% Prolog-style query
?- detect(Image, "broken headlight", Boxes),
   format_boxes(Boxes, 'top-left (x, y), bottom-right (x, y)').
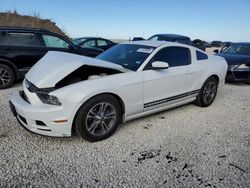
top-left (25, 79), bottom-right (60, 105)
top-left (36, 92), bottom-right (61, 106)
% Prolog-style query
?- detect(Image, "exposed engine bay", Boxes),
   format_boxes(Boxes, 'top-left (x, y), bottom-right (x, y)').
top-left (55, 65), bottom-right (123, 88)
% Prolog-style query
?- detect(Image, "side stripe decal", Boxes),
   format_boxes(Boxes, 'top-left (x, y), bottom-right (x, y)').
top-left (144, 89), bottom-right (200, 108)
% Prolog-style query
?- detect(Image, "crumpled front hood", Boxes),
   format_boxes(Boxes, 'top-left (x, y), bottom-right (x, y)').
top-left (216, 53), bottom-right (250, 65)
top-left (26, 51), bottom-right (126, 88)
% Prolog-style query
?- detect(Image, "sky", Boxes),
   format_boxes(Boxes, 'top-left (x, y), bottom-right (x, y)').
top-left (0, 0), bottom-right (250, 42)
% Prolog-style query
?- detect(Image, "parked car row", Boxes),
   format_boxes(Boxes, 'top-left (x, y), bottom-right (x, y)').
top-left (0, 27), bottom-right (106, 89)
top-left (0, 27), bottom-right (249, 90)
top-left (73, 37), bottom-right (116, 51)
top-left (133, 34), bottom-right (206, 51)
top-left (214, 42), bottom-right (250, 83)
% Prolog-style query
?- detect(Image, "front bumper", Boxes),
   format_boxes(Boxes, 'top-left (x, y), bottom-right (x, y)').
top-left (226, 68), bottom-right (250, 83)
top-left (10, 92), bottom-right (73, 137)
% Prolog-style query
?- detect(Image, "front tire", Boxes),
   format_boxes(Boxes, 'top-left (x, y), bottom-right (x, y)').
top-left (0, 64), bottom-right (15, 89)
top-left (195, 77), bottom-right (218, 107)
top-left (75, 94), bottom-right (122, 142)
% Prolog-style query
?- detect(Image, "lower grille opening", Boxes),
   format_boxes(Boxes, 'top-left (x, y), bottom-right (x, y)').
top-left (19, 115), bottom-right (27, 125)
top-left (36, 120), bottom-right (47, 126)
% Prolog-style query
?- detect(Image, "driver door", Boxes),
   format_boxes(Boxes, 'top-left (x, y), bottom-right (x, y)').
top-left (143, 46), bottom-right (195, 111)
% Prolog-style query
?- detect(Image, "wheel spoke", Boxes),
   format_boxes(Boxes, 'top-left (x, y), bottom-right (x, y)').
top-left (1, 71), bottom-right (7, 77)
top-left (88, 109), bottom-right (98, 117)
top-left (1, 78), bottom-right (9, 84)
top-left (99, 103), bottom-right (108, 116)
top-left (0, 78), bottom-right (7, 85)
top-left (0, 68), bottom-right (10, 86)
top-left (88, 120), bottom-right (99, 134)
top-left (2, 75), bottom-right (10, 78)
top-left (102, 121), bottom-right (109, 129)
top-left (102, 103), bottom-right (108, 114)
top-left (0, 79), bottom-right (4, 86)
top-left (204, 93), bottom-right (209, 103)
top-left (98, 103), bottom-right (103, 114)
top-left (104, 112), bottom-right (115, 120)
top-left (100, 121), bottom-right (109, 134)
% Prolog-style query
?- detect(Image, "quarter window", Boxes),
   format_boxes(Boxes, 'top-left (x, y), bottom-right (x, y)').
top-left (42, 35), bottom-right (69, 48)
top-left (82, 40), bottom-right (96, 47)
top-left (148, 36), bottom-right (159, 41)
top-left (6, 32), bottom-right (40, 46)
top-left (97, 39), bottom-right (108, 47)
top-left (196, 50), bottom-right (208, 60)
top-left (151, 47), bottom-right (191, 67)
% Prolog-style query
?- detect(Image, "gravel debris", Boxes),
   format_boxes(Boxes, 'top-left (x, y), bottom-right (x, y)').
top-left (0, 83), bottom-right (250, 187)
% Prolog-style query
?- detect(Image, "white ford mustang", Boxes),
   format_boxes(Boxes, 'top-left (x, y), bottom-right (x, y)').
top-left (10, 41), bottom-right (227, 141)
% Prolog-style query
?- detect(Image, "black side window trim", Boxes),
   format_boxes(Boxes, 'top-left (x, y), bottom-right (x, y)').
top-left (196, 50), bottom-right (208, 60)
top-left (143, 46), bottom-right (192, 71)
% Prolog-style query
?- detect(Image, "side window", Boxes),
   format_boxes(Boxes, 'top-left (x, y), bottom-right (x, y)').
top-left (82, 40), bottom-right (96, 47)
top-left (196, 50), bottom-right (208, 60)
top-left (148, 36), bottom-right (159, 41)
top-left (7, 32), bottom-right (40, 46)
top-left (152, 47), bottom-right (191, 67)
top-left (42, 35), bottom-right (69, 48)
top-left (97, 39), bottom-right (108, 47)
top-left (0, 31), bottom-right (8, 45)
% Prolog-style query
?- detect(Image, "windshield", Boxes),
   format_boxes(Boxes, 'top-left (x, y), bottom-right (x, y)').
top-left (222, 44), bottom-right (250, 55)
top-left (96, 44), bottom-right (155, 71)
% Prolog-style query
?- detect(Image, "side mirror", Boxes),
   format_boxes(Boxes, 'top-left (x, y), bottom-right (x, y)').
top-left (151, 61), bottom-right (169, 69)
top-left (213, 49), bottom-right (219, 54)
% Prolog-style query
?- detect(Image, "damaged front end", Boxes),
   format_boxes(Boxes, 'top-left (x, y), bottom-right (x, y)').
top-left (23, 51), bottom-right (128, 105)
top-left (25, 65), bottom-right (124, 105)
top-left (10, 51), bottom-right (130, 137)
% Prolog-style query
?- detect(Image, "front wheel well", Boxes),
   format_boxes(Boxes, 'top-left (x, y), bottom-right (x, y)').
top-left (71, 92), bottom-right (126, 134)
top-left (209, 74), bottom-right (220, 83)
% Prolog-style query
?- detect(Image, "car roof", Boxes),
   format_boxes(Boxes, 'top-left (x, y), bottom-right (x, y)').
top-left (0, 26), bottom-right (51, 32)
top-left (231, 42), bottom-right (250, 45)
top-left (122, 40), bottom-right (192, 48)
top-left (151, 34), bottom-right (191, 40)
top-left (74, 37), bottom-right (106, 40)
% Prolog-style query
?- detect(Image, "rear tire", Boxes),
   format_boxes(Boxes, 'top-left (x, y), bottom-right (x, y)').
top-left (0, 64), bottom-right (15, 89)
top-left (75, 94), bottom-right (122, 142)
top-left (195, 77), bottom-right (218, 107)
